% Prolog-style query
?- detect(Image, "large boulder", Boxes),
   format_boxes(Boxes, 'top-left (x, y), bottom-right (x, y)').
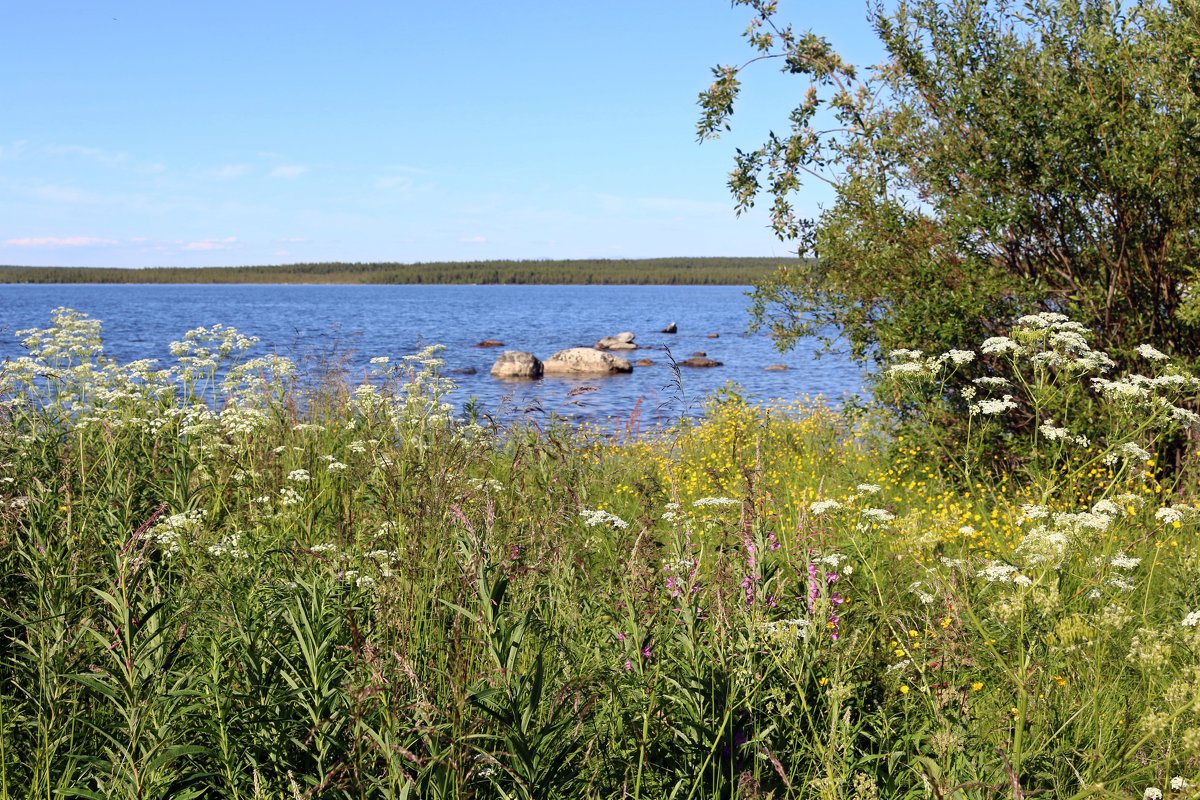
top-left (544, 348), bottom-right (633, 375)
top-left (596, 331), bottom-right (637, 351)
top-left (490, 351), bottom-right (543, 379)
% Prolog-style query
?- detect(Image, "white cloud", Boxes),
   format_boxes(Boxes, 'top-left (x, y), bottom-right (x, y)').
top-left (269, 164), bottom-right (309, 179)
top-left (4, 236), bottom-right (118, 247)
top-left (375, 175), bottom-right (414, 190)
top-left (215, 164), bottom-right (252, 179)
top-left (31, 184), bottom-right (106, 204)
top-left (42, 144), bottom-right (130, 166)
top-left (183, 236), bottom-right (238, 251)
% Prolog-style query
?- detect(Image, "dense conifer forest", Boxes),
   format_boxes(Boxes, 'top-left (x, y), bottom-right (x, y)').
top-left (0, 257), bottom-right (789, 285)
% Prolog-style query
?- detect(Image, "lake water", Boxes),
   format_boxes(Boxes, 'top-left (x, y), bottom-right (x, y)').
top-left (0, 284), bottom-right (864, 427)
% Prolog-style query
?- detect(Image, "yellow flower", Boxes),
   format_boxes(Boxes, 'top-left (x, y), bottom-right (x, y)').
top-left (899, 685), bottom-right (910, 695)
top-left (818, 677), bottom-right (829, 687)
top-left (971, 682), bottom-right (984, 692)
top-left (1053, 675), bottom-right (1067, 687)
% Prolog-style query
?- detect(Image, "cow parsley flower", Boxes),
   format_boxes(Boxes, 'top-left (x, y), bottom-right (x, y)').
top-left (693, 496), bottom-right (740, 508)
top-left (1156, 506), bottom-right (1185, 525)
top-left (1135, 344), bottom-right (1169, 361)
top-left (887, 362), bottom-right (928, 377)
top-left (978, 562), bottom-right (1021, 583)
top-left (581, 508), bottom-right (628, 529)
top-left (810, 500), bottom-right (842, 515)
top-left (971, 395), bottom-right (1018, 415)
top-left (861, 508), bottom-right (895, 523)
top-left (946, 349), bottom-right (975, 364)
top-left (981, 336), bottom-right (1020, 354)
top-left (1182, 611), bottom-right (1200, 628)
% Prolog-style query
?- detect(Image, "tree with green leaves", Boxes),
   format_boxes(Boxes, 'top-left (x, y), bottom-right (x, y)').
top-left (700, 0), bottom-right (1200, 365)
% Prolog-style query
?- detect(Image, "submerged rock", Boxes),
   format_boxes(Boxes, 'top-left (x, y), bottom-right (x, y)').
top-left (490, 351), bottom-right (543, 379)
top-left (634, 358), bottom-right (655, 367)
top-left (679, 356), bottom-right (722, 368)
top-left (765, 363), bottom-right (788, 372)
top-left (543, 348), bottom-right (633, 375)
top-left (473, 339), bottom-right (505, 347)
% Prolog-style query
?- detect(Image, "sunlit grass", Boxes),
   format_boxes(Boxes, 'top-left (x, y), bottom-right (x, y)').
top-left (1, 308), bottom-right (1198, 799)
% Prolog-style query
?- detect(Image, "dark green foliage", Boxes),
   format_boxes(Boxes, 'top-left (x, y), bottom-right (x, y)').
top-left (0, 257), bottom-right (791, 286)
top-left (701, 0), bottom-right (1200, 363)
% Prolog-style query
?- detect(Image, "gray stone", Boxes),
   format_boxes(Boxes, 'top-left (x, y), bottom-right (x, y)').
top-left (679, 356), bottom-right (722, 368)
top-left (543, 347), bottom-right (633, 375)
top-left (596, 331), bottom-right (637, 350)
top-left (661, 322), bottom-right (677, 334)
top-left (490, 351), bottom-right (543, 379)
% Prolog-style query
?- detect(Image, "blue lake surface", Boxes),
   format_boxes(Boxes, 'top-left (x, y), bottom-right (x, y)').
top-left (0, 284), bottom-right (865, 426)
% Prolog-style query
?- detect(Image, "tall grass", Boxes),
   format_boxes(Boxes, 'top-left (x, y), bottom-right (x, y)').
top-left (0, 307), bottom-right (1197, 798)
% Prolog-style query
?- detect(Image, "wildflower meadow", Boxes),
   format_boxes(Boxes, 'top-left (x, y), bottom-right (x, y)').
top-left (1, 307), bottom-right (1198, 799)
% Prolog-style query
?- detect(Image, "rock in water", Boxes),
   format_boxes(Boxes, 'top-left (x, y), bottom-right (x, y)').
top-left (490, 351), bottom-right (543, 378)
top-left (634, 358), bottom-right (654, 366)
top-left (596, 331), bottom-right (638, 350)
top-left (765, 363), bottom-right (788, 371)
top-left (566, 385), bottom-right (599, 396)
top-left (706, 332), bottom-right (720, 339)
top-left (543, 348), bottom-right (633, 375)
top-left (473, 339), bottom-right (505, 347)
top-left (678, 356), bottom-right (722, 368)
top-left (661, 322), bottom-right (677, 334)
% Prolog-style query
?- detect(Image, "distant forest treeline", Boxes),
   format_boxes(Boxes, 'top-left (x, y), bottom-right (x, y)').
top-left (0, 257), bottom-right (794, 285)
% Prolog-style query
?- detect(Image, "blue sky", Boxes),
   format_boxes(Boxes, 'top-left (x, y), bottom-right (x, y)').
top-left (0, 2), bottom-right (881, 268)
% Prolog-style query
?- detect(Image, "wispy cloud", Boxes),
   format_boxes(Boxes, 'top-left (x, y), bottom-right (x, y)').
top-left (215, 164), bottom-right (252, 179)
top-left (183, 236), bottom-right (238, 251)
top-left (30, 184), bottom-right (108, 204)
top-left (42, 144), bottom-right (130, 167)
top-left (375, 175), bottom-right (414, 190)
top-left (269, 164), bottom-right (308, 179)
top-left (4, 236), bottom-right (118, 247)
top-left (278, 236), bottom-right (307, 243)
top-left (460, 235), bottom-right (488, 243)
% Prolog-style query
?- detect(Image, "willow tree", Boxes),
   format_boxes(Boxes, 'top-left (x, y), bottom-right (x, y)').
top-left (701, 0), bottom-right (1200, 362)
